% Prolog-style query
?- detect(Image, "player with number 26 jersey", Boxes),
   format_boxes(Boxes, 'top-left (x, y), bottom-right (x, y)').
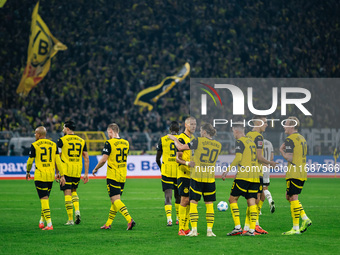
top-left (103, 138), bottom-right (129, 183)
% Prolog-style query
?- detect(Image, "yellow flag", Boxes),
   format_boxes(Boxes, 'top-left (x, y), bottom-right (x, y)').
top-left (134, 63), bottom-right (190, 111)
top-left (16, 2), bottom-right (67, 96)
top-left (0, 0), bottom-right (7, 8)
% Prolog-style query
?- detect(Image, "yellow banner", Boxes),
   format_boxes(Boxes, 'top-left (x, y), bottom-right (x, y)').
top-left (16, 2), bottom-right (67, 96)
top-left (134, 63), bottom-right (190, 111)
top-left (0, 0), bottom-right (7, 8)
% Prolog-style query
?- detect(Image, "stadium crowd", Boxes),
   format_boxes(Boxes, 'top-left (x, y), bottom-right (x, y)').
top-left (1, 0), bottom-right (339, 136)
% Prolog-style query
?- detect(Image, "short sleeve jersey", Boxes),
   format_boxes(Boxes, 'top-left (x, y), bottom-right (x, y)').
top-left (234, 136), bottom-right (260, 183)
top-left (57, 135), bottom-right (87, 178)
top-left (284, 133), bottom-right (307, 181)
top-left (246, 131), bottom-right (264, 176)
top-left (156, 134), bottom-right (179, 178)
top-left (103, 138), bottom-right (129, 183)
top-left (29, 139), bottom-right (58, 182)
top-left (188, 137), bottom-right (222, 183)
top-left (177, 133), bottom-right (194, 179)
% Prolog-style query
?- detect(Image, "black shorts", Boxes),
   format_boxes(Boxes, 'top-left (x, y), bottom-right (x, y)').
top-left (189, 179), bottom-right (216, 202)
top-left (263, 182), bottom-right (270, 187)
top-left (107, 178), bottom-right (125, 197)
top-left (60, 176), bottom-right (80, 191)
top-left (35, 181), bottom-right (53, 199)
top-left (177, 177), bottom-right (190, 197)
top-left (286, 179), bottom-right (305, 196)
top-left (258, 176), bottom-right (263, 193)
top-left (161, 175), bottom-right (177, 191)
top-left (230, 179), bottom-right (260, 199)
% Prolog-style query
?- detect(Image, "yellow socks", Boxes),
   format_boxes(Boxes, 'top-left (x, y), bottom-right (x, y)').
top-left (244, 207), bottom-right (250, 231)
top-left (189, 203), bottom-right (198, 229)
top-left (65, 195), bottom-right (73, 221)
top-left (184, 204), bottom-right (190, 230)
top-left (206, 203), bottom-right (214, 230)
top-left (256, 200), bottom-right (264, 225)
top-left (179, 205), bottom-right (186, 230)
top-left (40, 210), bottom-right (45, 223)
top-left (105, 203), bottom-right (117, 226)
top-left (175, 203), bottom-right (180, 221)
top-left (230, 203), bottom-right (241, 228)
top-left (249, 205), bottom-right (257, 232)
top-left (72, 191), bottom-right (80, 212)
top-left (165, 205), bottom-right (172, 220)
top-left (299, 201), bottom-right (308, 220)
top-left (114, 199), bottom-right (132, 223)
top-left (291, 200), bottom-right (301, 230)
top-left (41, 199), bottom-right (52, 227)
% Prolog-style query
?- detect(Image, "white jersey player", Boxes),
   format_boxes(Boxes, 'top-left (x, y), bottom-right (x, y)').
top-left (262, 139), bottom-right (275, 213)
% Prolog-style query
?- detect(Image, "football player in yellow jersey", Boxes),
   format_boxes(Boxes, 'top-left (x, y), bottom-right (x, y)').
top-left (169, 123), bottom-right (222, 237)
top-left (92, 123), bottom-right (136, 230)
top-left (156, 121), bottom-right (181, 226)
top-left (26, 126), bottom-right (62, 230)
top-left (280, 116), bottom-right (312, 235)
top-left (57, 120), bottom-right (89, 225)
top-left (175, 116), bottom-right (196, 236)
top-left (246, 116), bottom-right (277, 235)
top-left (221, 124), bottom-right (260, 236)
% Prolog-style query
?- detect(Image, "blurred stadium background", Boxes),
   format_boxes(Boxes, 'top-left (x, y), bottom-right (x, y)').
top-left (1, 2), bottom-right (340, 254)
top-left (0, 0), bottom-right (339, 157)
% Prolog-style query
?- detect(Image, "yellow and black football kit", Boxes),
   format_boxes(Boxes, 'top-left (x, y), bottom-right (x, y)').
top-left (177, 133), bottom-right (194, 197)
top-left (28, 139), bottom-right (58, 198)
top-left (102, 138), bottom-right (129, 197)
top-left (230, 136), bottom-right (260, 199)
top-left (246, 131), bottom-right (264, 193)
top-left (285, 133), bottom-right (307, 195)
top-left (57, 135), bottom-right (87, 190)
top-left (156, 134), bottom-right (179, 192)
top-left (188, 137), bottom-right (222, 201)
top-left (101, 137), bottom-right (134, 228)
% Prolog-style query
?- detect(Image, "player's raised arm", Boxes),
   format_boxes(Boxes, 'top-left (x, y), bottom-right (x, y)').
top-left (168, 134), bottom-right (190, 151)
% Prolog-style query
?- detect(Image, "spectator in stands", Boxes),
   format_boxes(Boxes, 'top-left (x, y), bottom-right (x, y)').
top-left (0, 0), bottom-right (338, 140)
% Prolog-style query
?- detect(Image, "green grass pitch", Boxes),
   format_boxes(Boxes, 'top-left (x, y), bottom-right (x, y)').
top-left (1, 178), bottom-right (339, 254)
